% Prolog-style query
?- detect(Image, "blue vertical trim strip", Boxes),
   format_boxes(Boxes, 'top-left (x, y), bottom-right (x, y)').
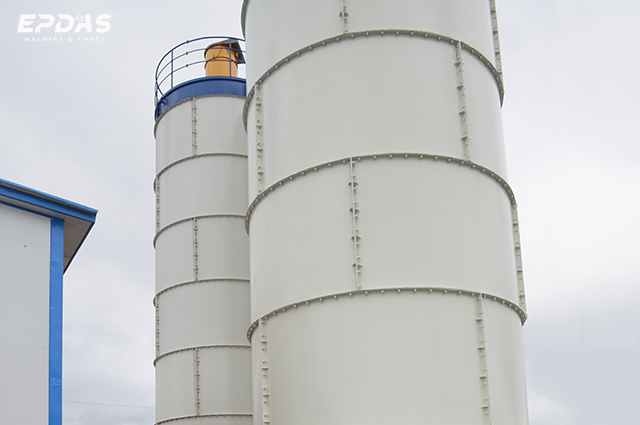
top-left (49, 218), bottom-right (64, 425)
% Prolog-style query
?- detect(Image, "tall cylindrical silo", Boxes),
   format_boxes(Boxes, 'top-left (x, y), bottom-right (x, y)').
top-left (153, 38), bottom-right (253, 425)
top-left (242, 1), bottom-right (528, 424)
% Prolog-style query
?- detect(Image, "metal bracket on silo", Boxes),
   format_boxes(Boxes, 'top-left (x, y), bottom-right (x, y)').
top-left (455, 41), bottom-right (471, 161)
top-left (475, 293), bottom-right (493, 423)
top-left (348, 157), bottom-right (362, 289)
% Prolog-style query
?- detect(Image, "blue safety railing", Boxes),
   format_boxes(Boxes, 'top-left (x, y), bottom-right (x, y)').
top-left (154, 36), bottom-right (246, 108)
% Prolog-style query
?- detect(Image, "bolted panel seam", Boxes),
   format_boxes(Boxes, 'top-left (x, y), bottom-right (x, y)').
top-left (191, 98), bottom-right (198, 155)
top-left (455, 41), bottom-right (472, 161)
top-left (245, 153), bottom-right (518, 235)
top-left (247, 287), bottom-right (527, 342)
top-left (475, 294), bottom-right (493, 423)
top-left (348, 157), bottom-right (362, 289)
top-left (259, 320), bottom-right (271, 424)
top-left (255, 84), bottom-right (264, 194)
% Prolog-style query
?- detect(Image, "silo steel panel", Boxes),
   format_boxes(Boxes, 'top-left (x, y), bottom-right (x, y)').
top-left (483, 300), bottom-right (530, 425)
top-left (243, 0), bottom-right (497, 85)
top-left (198, 348), bottom-right (253, 414)
top-left (250, 39), bottom-right (462, 195)
top-left (157, 281), bottom-right (250, 355)
top-left (462, 49), bottom-right (509, 178)
top-left (250, 338), bottom-right (262, 425)
top-left (244, 0), bottom-right (338, 83)
top-left (155, 101), bottom-right (193, 172)
top-left (245, 103), bottom-right (259, 200)
top-left (245, 0), bottom-right (527, 424)
top-left (155, 223), bottom-right (193, 293)
top-left (156, 350), bottom-right (195, 420)
top-left (157, 156), bottom-right (248, 228)
top-left (155, 205), bottom-right (248, 294)
top-left (354, 159), bottom-right (518, 303)
top-left (249, 158), bottom-right (519, 317)
top-left (345, 0), bottom-right (496, 64)
top-left (252, 293), bottom-right (489, 424)
top-left (157, 347), bottom-right (253, 423)
top-left (195, 97), bottom-right (249, 157)
top-left (155, 96), bottom-right (247, 172)
top-left (249, 167), bottom-right (354, 317)
top-left (196, 218), bottom-right (250, 281)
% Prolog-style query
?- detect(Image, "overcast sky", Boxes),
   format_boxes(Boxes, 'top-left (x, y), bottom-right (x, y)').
top-left (1, 1), bottom-right (639, 424)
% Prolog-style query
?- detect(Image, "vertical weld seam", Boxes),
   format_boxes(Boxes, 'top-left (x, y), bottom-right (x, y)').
top-left (191, 98), bottom-right (198, 155)
top-left (194, 348), bottom-right (200, 416)
top-left (349, 157), bottom-right (362, 289)
top-left (489, 0), bottom-right (503, 75)
top-left (256, 84), bottom-right (264, 194)
top-left (476, 294), bottom-right (492, 423)
top-left (455, 42), bottom-right (471, 161)
top-left (155, 179), bottom-right (160, 233)
top-left (193, 218), bottom-right (199, 281)
top-left (259, 320), bottom-right (270, 424)
top-left (155, 303), bottom-right (160, 357)
top-left (341, 0), bottom-right (348, 33)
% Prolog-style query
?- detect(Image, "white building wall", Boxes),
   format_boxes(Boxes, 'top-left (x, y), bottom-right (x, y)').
top-left (0, 203), bottom-right (51, 424)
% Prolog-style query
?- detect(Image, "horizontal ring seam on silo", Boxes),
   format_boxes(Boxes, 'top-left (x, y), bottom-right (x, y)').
top-left (154, 345), bottom-right (251, 366)
top-left (153, 214), bottom-right (246, 247)
top-left (246, 287), bottom-right (527, 342)
top-left (154, 153), bottom-right (248, 188)
top-left (154, 278), bottom-right (250, 304)
top-left (156, 413), bottom-right (253, 425)
top-left (153, 94), bottom-right (246, 136)
top-left (244, 154), bottom-right (517, 235)
top-left (241, 29), bottom-right (504, 131)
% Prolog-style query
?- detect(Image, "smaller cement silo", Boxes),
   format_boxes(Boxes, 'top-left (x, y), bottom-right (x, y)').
top-left (153, 37), bottom-right (252, 425)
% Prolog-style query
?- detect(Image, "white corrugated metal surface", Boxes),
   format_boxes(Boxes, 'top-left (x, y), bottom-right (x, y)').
top-left (244, 0), bottom-right (528, 424)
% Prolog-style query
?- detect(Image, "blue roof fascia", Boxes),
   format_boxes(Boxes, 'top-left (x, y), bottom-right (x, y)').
top-left (0, 178), bottom-right (97, 223)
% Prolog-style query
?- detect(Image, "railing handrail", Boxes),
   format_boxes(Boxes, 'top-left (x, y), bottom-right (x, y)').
top-left (154, 36), bottom-right (246, 106)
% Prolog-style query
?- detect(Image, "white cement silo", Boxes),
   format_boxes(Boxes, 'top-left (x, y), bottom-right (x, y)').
top-left (242, 1), bottom-right (528, 424)
top-left (154, 38), bottom-right (253, 425)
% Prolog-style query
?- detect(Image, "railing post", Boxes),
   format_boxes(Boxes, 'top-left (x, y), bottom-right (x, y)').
top-left (229, 39), bottom-right (232, 77)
